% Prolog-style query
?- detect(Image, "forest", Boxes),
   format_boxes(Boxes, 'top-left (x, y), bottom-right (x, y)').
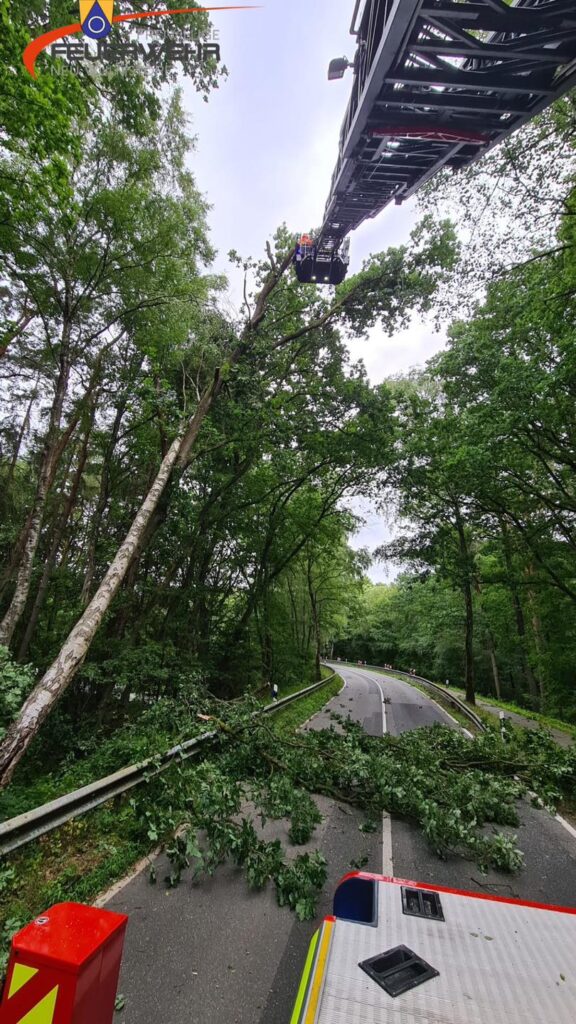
top-left (2, 5), bottom-right (576, 971)
top-left (337, 99), bottom-right (576, 719)
top-left (1, 1), bottom-right (576, 803)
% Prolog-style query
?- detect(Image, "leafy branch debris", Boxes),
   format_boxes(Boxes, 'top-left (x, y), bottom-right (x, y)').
top-left (133, 701), bottom-right (575, 919)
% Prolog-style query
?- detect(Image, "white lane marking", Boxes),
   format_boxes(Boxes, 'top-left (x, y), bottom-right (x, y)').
top-left (369, 673), bottom-right (387, 735)
top-left (362, 671), bottom-right (393, 873)
top-left (525, 786), bottom-right (576, 846)
top-left (555, 813), bottom-right (576, 842)
top-left (382, 812), bottom-right (394, 876)
top-left (337, 667), bottom-right (394, 873)
top-left (373, 678), bottom-right (393, 873)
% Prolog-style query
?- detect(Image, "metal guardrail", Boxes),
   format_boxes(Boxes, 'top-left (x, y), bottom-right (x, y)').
top-left (0, 674), bottom-right (337, 858)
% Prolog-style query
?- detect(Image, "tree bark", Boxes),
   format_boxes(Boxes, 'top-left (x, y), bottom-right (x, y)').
top-left (0, 372), bottom-right (221, 787)
top-left (525, 563), bottom-right (545, 704)
top-left (6, 386), bottom-right (36, 488)
top-left (17, 407), bottom-right (95, 661)
top-left (500, 520), bottom-right (540, 702)
top-left (0, 244), bottom-right (316, 786)
top-left (486, 637), bottom-right (502, 701)
top-left (474, 579), bottom-right (501, 700)
top-left (0, 322), bottom-right (74, 647)
top-left (0, 405), bottom-right (81, 644)
top-left (307, 558), bottom-right (322, 682)
top-left (455, 510), bottom-right (476, 705)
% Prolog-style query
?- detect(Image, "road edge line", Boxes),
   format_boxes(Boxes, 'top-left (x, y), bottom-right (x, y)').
top-left (555, 813), bottom-right (576, 843)
top-left (366, 673), bottom-right (394, 875)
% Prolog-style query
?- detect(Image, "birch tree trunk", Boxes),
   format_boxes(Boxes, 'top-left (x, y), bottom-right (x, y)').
top-left (6, 385), bottom-right (36, 487)
top-left (0, 324), bottom-right (73, 647)
top-left (0, 246), bottom-right (296, 786)
top-left (17, 408), bottom-right (95, 661)
top-left (0, 373), bottom-right (221, 787)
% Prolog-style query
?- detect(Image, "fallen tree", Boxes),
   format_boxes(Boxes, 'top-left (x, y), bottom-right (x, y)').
top-left (133, 701), bottom-right (576, 919)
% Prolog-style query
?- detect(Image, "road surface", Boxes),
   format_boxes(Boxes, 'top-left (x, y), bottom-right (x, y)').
top-left (105, 665), bottom-right (576, 1024)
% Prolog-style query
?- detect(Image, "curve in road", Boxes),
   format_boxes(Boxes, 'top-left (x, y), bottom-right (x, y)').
top-left (105, 665), bottom-right (576, 1024)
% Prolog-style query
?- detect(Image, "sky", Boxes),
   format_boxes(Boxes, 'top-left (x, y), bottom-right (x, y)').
top-left (180, 1), bottom-right (448, 580)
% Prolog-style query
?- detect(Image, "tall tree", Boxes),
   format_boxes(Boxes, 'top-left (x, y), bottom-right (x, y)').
top-left (0, 219), bottom-right (457, 785)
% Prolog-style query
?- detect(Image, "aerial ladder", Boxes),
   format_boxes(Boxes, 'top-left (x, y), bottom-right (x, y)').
top-left (294, 0), bottom-right (576, 284)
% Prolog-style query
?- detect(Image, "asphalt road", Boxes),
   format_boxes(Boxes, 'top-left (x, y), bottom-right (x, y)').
top-left (317, 663), bottom-right (457, 736)
top-left (105, 664), bottom-right (576, 1024)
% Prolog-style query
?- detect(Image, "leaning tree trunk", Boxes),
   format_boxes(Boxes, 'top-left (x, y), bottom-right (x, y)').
top-left (0, 245), bottom-right (299, 786)
top-left (0, 418), bottom-right (78, 647)
top-left (0, 375), bottom-right (221, 787)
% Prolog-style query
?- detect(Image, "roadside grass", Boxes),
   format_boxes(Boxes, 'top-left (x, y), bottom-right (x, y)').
top-left (259, 665), bottom-right (335, 706)
top-left (435, 684), bottom-right (576, 739)
top-left (0, 803), bottom-right (147, 971)
top-left (0, 670), bottom-right (342, 966)
top-left (270, 671), bottom-right (343, 736)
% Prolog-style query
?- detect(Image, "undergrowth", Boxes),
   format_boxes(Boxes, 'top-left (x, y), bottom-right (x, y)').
top-left (0, 671), bottom-right (337, 821)
top-left (0, 674), bottom-right (340, 968)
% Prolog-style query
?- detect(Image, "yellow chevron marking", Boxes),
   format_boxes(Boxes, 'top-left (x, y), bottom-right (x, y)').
top-left (8, 965), bottom-right (38, 999)
top-left (16, 986), bottom-right (59, 1024)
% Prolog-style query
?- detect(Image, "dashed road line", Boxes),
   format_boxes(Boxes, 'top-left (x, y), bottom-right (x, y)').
top-left (363, 671), bottom-right (393, 875)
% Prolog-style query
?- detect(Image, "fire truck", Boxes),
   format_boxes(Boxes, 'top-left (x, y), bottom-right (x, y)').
top-left (291, 872), bottom-right (576, 1023)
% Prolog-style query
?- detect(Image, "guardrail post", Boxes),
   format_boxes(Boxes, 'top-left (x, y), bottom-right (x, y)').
top-left (0, 903), bottom-right (127, 1024)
